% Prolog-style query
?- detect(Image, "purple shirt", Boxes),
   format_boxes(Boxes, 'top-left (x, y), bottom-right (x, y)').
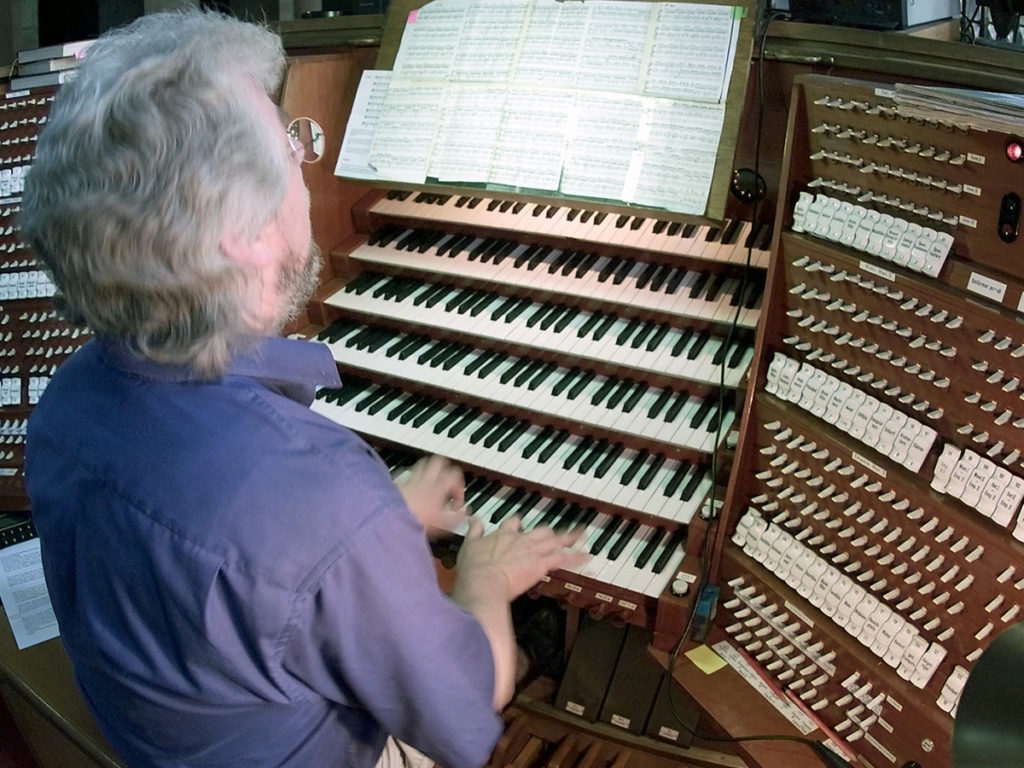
top-left (25, 336), bottom-right (501, 768)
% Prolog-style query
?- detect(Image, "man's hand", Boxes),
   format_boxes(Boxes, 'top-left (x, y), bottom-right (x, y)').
top-left (455, 516), bottom-right (589, 601)
top-left (395, 454), bottom-right (469, 538)
top-left (451, 516), bottom-right (589, 708)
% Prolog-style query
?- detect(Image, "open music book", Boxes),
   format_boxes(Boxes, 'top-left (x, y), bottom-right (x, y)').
top-left (337, 0), bottom-right (750, 218)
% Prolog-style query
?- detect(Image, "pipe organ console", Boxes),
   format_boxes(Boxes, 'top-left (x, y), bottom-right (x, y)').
top-left (713, 74), bottom-right (1024, 768)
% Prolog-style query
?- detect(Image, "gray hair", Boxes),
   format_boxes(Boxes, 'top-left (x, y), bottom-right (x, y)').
top-left (20, 9), bottom-right (288, 378)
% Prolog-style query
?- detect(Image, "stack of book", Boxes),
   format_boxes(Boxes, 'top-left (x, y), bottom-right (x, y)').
top-left (9, 39), bottom-right (93, 93)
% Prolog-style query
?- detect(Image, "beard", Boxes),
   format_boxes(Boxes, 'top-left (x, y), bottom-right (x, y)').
top-left (277, 238), bottom-right (323, 328)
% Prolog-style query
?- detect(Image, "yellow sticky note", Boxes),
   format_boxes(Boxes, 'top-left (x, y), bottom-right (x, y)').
top-left (685, 644), bottom-right (727, 675)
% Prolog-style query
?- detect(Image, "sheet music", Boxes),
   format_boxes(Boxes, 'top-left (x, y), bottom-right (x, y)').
top-left (631, 100), bottom-right (725, 214)
top-left (561, 92), bottom-right (645, 201)
top-left (430, 85), bottom-right (507, 182)
top-left (335, 70), bottom-right (392, 180)
top-left (0, 538), bottom-right (59, 650)
top-left (488, 89), bottom-right (570, 191)
top-left (368, 80), bottom-right (444, 183)
top-left (337, 0), bottom-right (744, 215)
top-left (450, 0), bottom-right (529, 82)
top-left (512, 1), bottom-right (588, 86)
top-left (391, 0), bottom-right (467, 80)
top-left (573, 1), bottom-right (652, 94)
top-left (645, 3), bottom-right (738, 102)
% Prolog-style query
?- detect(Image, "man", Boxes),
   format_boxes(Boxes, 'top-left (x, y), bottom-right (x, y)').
top-left (20, 10), bottom-right (583, 768)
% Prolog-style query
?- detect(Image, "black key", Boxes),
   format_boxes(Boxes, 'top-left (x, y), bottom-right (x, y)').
top-left (405, 396), bottom-right (441, 426)
top-left (646, 323), bottom-right (671, 352)
top-left (505, 298), bottom-right (533, 322)
top-left (689, 271), bottom-right (711, 299)
top-left (591, 377), bottom-right (618, 406)
top-left (538, 430), bottom-right (570, 463)
top-left (481, 416), bottom-right (516, 449)
top-left (606, 379), bottom-right (636, 410)
top-left (522, 426), bottom-right (555, 459)
top-left (354, 384), bottom-right (391, 412)
top-left (513, 360), bottom-right (544, 388)
top-left (591, 516), bottom-right (623, 555)
top-left (552, 307), bottom-right (577, 333)
top-left (366, 388), bottom-right (400, 416)
top-left (616, 318), bottom-right (642, 346)
top-left (620, 451), bottom-right (650, 485)
top-left (490, 295), bottom-right (521, 321)
top-left (592, 314), bottom-right (618, 341)
top-left (664, 461), bottom-right (692, 497)
top-left (496, 419), bottom-right (531, 452)
top-left (464, 349), bottom-right (497, 376)
top-left (576, 311), bottom-right (604, 338)
top-left (704, 273), bottom-right (727, 302)
top-left (680, 466), bottom-right (707, 501)
top-left (594, 442), bottom-right (625, 478)
top-left (447, 407), bottom-right (483, 438)
top-left (729, 342), bottom-right (750, 369)
top-left (536, 499), bottom-right (567, 528)
top-left (598, 256), bottom-right (622, 282)
top-left (470, 413), bottom-right (506, 444)
top-left (722, 217), bottom-right (744, 245)
top-left (478, 352), bottom-right (508, 379)
top-left (630, 321), bottom-right (659, 350)
top-left (411, 400), bottom-right (442, 428)
top-left (551, 368), bottom-right (583, 397)
top-left (665, 392), bottom-right (691, 422)
top-left (390, 393), bottom-right (427, 422)
top-left (664, 267), bottom-right (688, 294)
top-left (563, 436), bottom-right (595, 471)
top-left (433, 403), bottom-right (469, 434)
top-left (500, 357), bottom-right (532, 384)
top-left (527, 362), bottom-right (558, 391)
top-left (671, 328), bottom-right (695, 357)
top-left (607, 519), bottom-right (640, 560)
top-left (687, 330), bottom-right (711, 360)
top-left (621, 382), bottom-right (648, 413)
top-left (578, 439), bottom-right (611, 475)
top-left (635, 261), bottom-right (660, 290)
top-left (611, 259), bottom-right (635, 285)
top-left (652, 527), bottom-right (687, 573)
top-left (567, 370), bottom-right (596, 399)
top-left (647, 388), bottom-right (673, 419)
top-left (491, 488), bottom-right (528, 523)
top-left (637, 454), bottom-right (666, 490)
top-left (689, 397), bottom-right (716, 429)
top-left (635, 528), bottom-right (667, 569)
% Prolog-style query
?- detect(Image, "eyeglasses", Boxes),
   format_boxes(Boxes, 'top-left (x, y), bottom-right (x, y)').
top-left (286, 116), bottom-right (326, 164)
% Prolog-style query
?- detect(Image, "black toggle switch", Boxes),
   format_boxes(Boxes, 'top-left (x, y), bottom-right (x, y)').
top-left (998, 192), bottom-right (1021, 244)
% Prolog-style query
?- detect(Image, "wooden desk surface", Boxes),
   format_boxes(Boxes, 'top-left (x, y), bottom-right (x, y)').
top-left (0, 615), bottom-right (125, 768)
top-left (652, 644), bottom-right (830, 768)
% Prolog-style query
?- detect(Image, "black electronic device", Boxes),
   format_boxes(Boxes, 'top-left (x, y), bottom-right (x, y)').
top-left (0, 513), bottom-right (35, 549)
top-left (787, 0), bottom-right (957, 30)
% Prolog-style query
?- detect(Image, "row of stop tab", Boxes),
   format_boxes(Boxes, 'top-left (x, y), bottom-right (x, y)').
top-left (764, 351), bottom-right (937, 474)
top-left (731, 509), bottom-right (960, 704)
top-left (791, 190), bottom-right (953, 278)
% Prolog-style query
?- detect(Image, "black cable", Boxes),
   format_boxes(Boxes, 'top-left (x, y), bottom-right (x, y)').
top-left (661, 9), bottom-right (854, 768)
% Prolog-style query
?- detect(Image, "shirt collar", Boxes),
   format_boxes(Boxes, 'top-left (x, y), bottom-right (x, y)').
top-left (96, 336), bottom-right (341, 407)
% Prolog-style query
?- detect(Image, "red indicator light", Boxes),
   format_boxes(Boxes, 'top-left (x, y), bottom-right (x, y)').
top-left (1007, 140), bottom-right (1024, 163)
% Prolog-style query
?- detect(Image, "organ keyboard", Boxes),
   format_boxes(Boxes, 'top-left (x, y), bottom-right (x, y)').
top-left (309, 186), bottom-right (770, 645)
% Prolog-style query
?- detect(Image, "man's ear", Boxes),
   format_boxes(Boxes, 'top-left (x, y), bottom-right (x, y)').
top-left (220, 225), bottom-right (277, 267)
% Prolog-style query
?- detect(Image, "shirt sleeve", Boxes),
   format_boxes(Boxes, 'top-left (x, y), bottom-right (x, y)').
top-left (281, 501), bottom-right (503, 768)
